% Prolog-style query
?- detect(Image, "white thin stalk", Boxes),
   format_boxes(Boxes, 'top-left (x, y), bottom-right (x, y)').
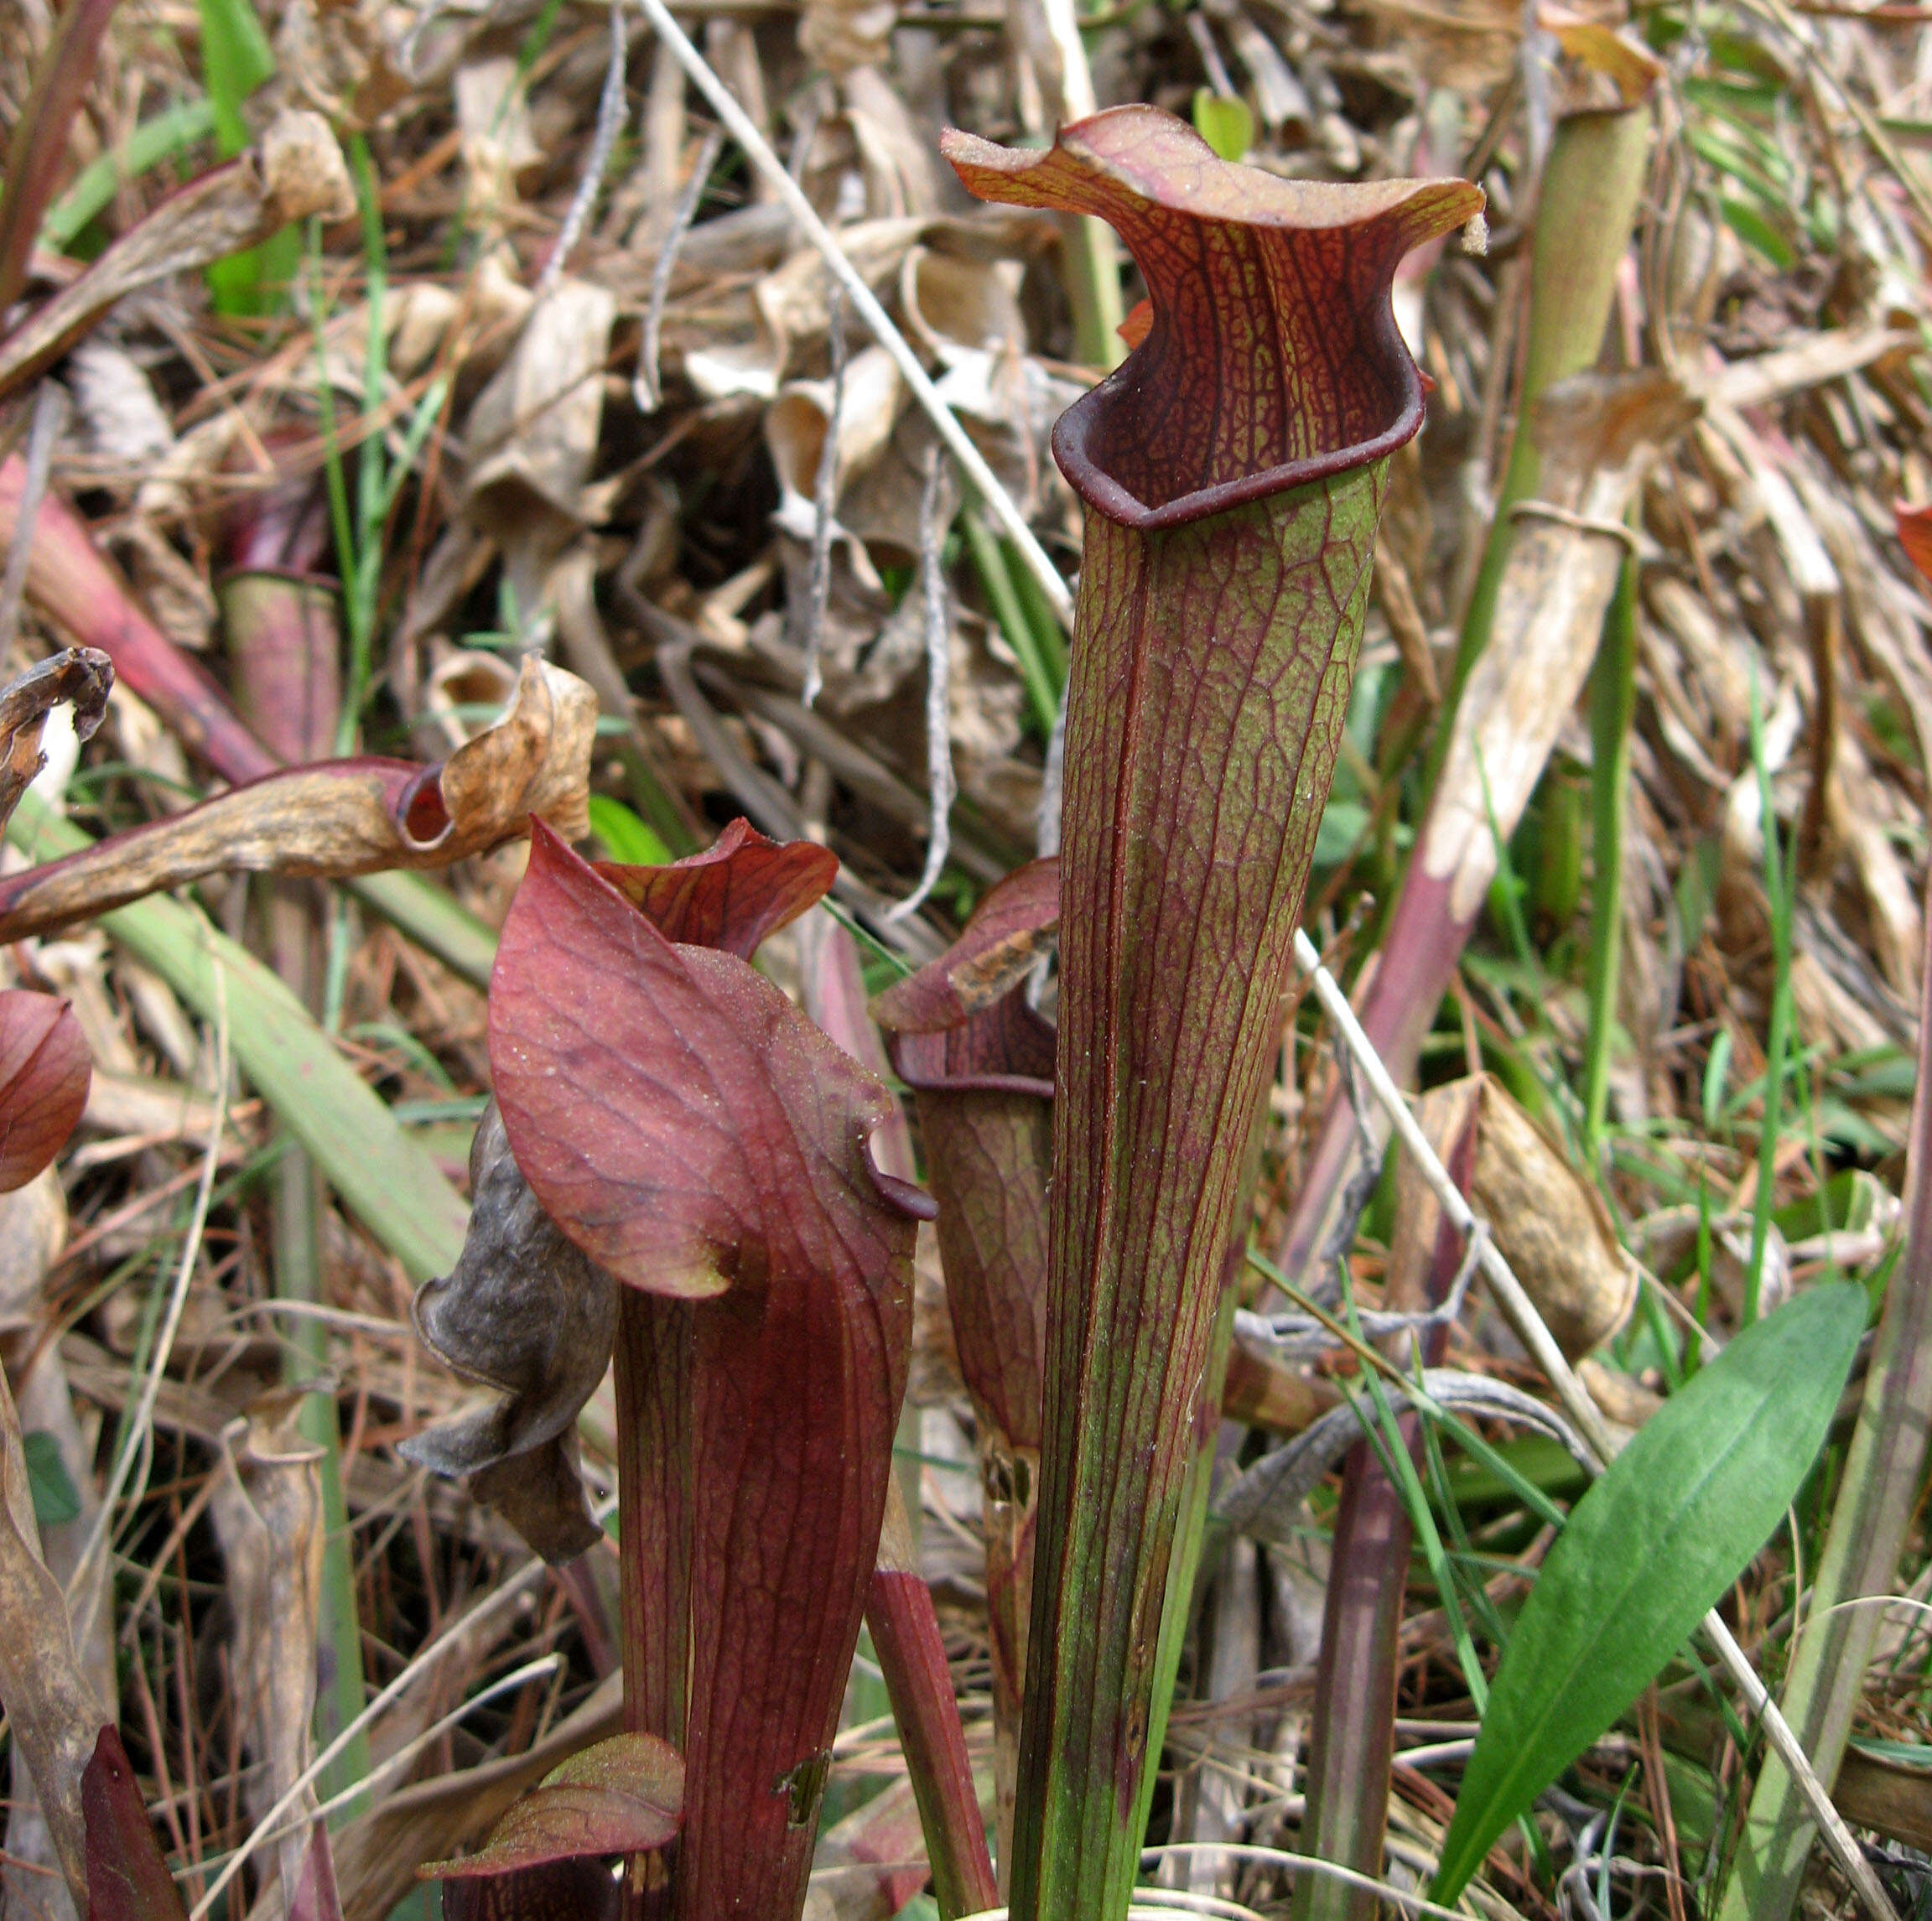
top-left (188, 1498), bottom-right (615, 1917)
top-left (1291, 927), bottom-right (1902, 1921)
top-left (247, 1654), bottom-right (565, 1854)
top-left (537, 0), bottom-right (631, 297)
top-left (885, 449), bottom-right (955, 922)
top-left (629, 0), bottom-right (1075, 632)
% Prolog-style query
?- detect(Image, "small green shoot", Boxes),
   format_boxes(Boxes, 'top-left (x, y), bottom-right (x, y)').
top-left (40, 100), bottom-right (218, 255)
top-left (589, 794), bottom-right (674, 867)
top-left (1431, 1283), bottom-right (1867, 1906)
top-left (198, 0), bottom-right (296, 311)
top-left (1191, 90), bottom-right (1254, 162)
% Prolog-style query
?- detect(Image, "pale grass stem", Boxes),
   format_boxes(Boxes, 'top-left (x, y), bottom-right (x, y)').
top-left (67, 956), bottom-right (230, 1643)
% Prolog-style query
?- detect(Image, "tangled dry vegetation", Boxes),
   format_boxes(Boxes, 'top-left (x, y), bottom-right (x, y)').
top-left (0, 0), bottom-right (1928, 1911)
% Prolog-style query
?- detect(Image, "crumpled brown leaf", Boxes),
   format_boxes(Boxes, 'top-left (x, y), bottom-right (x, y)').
top-left (210, 1392), bottom-right (329, 1899)
top-left (401, 1105), bottom-right (616, 1565)
top-left (1405, 1075), bottom-right (1637, 1359)
top-left (0, 649), bottom-right (111, 838)
top-left (0, 110), bottom-right (354, 403)
top-left (0, 1357), bottom-right (110, 1905)
top-left (0, 657), bottom-right (597, 943)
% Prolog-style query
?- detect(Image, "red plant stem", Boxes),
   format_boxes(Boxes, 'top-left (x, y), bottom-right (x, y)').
top-left (615, 1289), bottom-right (688, 1921)
top-left (0, 0), bottom-right (122, 317)
top-left (1293, 1114), bottom-right (1476, 1921)
top-left (1273, 870), bottom-right (1467, 1290)
top-left (0, 458), bottom-right (278, 785)
top-left (1296, 1434), bottom-right (1414, 1918)
top-left (865, 1482), bottom-right (1000, 1919)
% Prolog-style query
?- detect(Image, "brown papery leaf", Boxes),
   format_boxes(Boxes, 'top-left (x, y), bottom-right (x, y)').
top-left (425, 1734), bottom-right (681, 1876)
top-left (0, 657), bottom-right (597, 942)
top-left (210, 1394), bottom-right (329, 1897)
top-left (0, 992), bottom-right (91, 1194)
top-left (0, 648), bottom-right (111, 839)
top-left (401, 1103), bottom-right (615, 1566)
top-left (0, 1357), bottom-right (109, 1903)
top-left (0, 111), bottom-right (355, 403)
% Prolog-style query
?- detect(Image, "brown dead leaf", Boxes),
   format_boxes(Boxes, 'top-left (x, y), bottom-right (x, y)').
top-left (0, 1357), bottom-right (109, 1905)
top-left (0, 111), bottom-right (353, 402)
top-left (210, 1392), bottom-right (328, 1898)
top-left (0, 651), bottom-right (112, 838)
top-left (402, 1104), bottom-right (615, 1567)
top-left (0, 657), bottom-right (597, 942)
top-left (1401, 1076), bottom-right (1637, 1359)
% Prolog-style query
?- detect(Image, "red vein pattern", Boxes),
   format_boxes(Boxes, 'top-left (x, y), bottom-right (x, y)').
top-left (943, 107), bottom-right (1481, 1920)
top-left (490, 824), bottom-right (926, 1921)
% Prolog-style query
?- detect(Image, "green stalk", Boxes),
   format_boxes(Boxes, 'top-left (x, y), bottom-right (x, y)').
top-left (1062, 213), bottom-right (1129, 374)
top-left (6, 792), bottom-right (469, 1282)
top-left (228, 539), bottom-right (376, 1815)
top-left (277, 1144), bottom-right (375, 1809)
top-left (1583, 532), bottom-right (1639, 1155)
top-left (335, 134), bottom-right (391, 754)
top-left (963, 506), bottom-right (1062, 739)
top-left (1132, 1273), bottom-right (1239, 1855)
top-left (40, 99), bottom-right (217, 253)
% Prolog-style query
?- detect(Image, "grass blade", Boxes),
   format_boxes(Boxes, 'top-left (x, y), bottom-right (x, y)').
top-left (1715, 868), bottom-right (1932, 1921)
top-left (1431, 1282), bottom-right (1867, 1905)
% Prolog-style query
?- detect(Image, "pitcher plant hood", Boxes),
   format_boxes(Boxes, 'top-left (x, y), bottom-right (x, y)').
top-left (940, 107), bottom-right (1483, 527)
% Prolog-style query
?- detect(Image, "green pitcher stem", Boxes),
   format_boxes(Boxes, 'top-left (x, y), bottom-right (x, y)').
top-left (1014, 465), bottom-right (1383, 1918)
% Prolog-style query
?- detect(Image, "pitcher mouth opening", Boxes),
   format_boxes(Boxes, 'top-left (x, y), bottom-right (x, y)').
top-left (1051, 293), bottom-right (1427, 533)
top-left (938, 108), bottom-right (1483, 536)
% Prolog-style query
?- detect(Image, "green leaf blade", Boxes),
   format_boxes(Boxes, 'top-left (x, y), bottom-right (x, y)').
top-left (1431, 1283), bottom-right (1867, 1905)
